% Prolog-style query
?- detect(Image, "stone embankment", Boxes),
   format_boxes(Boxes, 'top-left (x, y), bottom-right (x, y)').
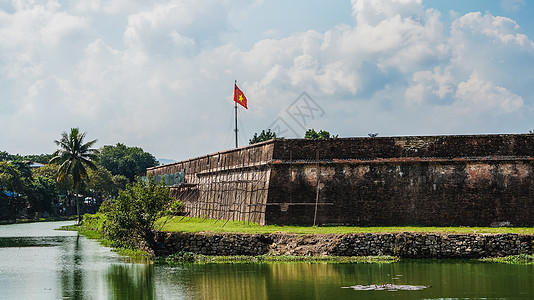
top-left (153, 232), bottom-right (533, 258)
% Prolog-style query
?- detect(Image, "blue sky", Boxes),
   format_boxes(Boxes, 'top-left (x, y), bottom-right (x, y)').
top-left (1, 0), bottom-right (533, 161)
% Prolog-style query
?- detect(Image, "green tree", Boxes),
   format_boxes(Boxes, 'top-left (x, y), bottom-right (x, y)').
top-left (100, 176), bottom-right (173, 252)
top-left (0, 151), bottom-right (13, 161)
top-left (23, 154), bottom-right (54, 164)
top-left (50, 128), bottom-right (98, 223)
top-left (33, 164), bottom-right (73, 195)
top-left (249, 129), bottom-right (279, 144)
top-left (304, 129), bottom-right (337, 139)
top-left (28, 176), bottom-right (58, 216)
top-left (112, 174), bottom-right (129, 196)
top-left (11, 161), bottom-right (33, 180)
top-left (0, 161), bottom-right (28, 220)
top-left (97, 143), bottom-right (158, 182)
top-left (86, 166), bottom-right (114, 201)
top-left (0, 151), bottom-right (53, 164)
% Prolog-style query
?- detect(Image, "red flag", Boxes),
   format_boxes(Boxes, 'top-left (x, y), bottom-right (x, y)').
top-left (234, 83), bottom-right (248, 109)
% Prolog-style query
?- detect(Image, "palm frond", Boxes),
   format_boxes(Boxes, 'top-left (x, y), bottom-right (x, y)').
top-left (51, 128), bottom-right (98, 188)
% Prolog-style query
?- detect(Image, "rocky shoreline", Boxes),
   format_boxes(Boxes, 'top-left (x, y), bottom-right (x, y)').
top-left (153, 231), bottom-right (534, 258)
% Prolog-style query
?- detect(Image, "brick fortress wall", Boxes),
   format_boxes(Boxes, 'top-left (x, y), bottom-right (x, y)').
top-left (148, 134), bottom-right (534, 226)
top-left (147, 142), bottom-right (274, 225)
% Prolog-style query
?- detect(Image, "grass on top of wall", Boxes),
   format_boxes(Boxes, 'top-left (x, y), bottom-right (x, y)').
top-left (158, 217), bottom-right (534, 235)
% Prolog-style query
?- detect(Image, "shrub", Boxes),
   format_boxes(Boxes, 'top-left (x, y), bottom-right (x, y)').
top-left (100, 176), bottom-right (173, 250)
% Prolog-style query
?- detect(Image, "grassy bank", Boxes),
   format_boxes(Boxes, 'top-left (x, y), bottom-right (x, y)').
top-left (70, 216), bottom-right (400, 264)
top-left (69, 213), bottom-right (534, 265)
top-left (161, 252), bottom-right (399, 264)
top-left (62, 216), bottom-right (151, 259)
top-left (479, 254), bottom-right (534, 265)
top-left (0, 215), bottom-right (76, 225)
top-left (159, 216), bottom-right (534, 235)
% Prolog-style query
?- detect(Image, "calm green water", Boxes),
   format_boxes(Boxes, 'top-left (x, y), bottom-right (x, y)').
top-left (0, 221), bottom-right (532, 299)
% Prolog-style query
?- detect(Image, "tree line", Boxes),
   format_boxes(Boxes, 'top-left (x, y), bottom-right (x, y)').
top-left (0, 129), bottom-right (158, 221)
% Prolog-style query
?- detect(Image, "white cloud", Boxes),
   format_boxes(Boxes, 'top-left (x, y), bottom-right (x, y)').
top-left (500, 0), bottom-right (526, 13)
top-left (1, 0), bottom-right (534, 158)
top-left (405, 66), bottom-right (454, 105)
top-left (0, 1), bottom-right (90, 49)
top-left (455, 71), bottom-right (524, 114)
top-left (123, 0), bottom-right (235, 58)
top-left (73, 0), bottom-right (146, 14)
top-left (452, 12), bottom-right (533, 47)
top-left (351, 0), bottom-right (424, 27)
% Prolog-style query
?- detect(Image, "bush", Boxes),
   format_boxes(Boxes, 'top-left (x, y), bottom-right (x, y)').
top-left (82, 212), bottom-right (107, 232)
top-left (99, 176), bottom-right (173, 250)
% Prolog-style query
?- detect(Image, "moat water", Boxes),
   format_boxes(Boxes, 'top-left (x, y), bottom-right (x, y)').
top-left (0, 221), bottom-right (532, 299)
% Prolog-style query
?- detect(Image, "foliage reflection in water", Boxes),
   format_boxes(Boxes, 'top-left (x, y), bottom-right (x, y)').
top-left (0, 221), bottom-right (533, 299)
top-left (151, 261), bottom-right (534, 300)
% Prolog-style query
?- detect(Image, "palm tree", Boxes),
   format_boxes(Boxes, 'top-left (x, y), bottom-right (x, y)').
top-left (50, 128), bottom-right (98, 223)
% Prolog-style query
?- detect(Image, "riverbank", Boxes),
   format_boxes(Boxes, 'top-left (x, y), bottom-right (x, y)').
top-left (161, 252), bottom-right (399, 264)
top-left (154, 217), bottom-right (534, 259)
top-left (6, 220), bottom-right (534, 299)
top-left (0, 216), bottom-right (76, 225)
top-left (78, 214), bottom-right (534, 262)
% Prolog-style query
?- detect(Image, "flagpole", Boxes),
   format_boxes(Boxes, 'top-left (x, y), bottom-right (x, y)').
top-left (234, 80), bottom-right (238, 148)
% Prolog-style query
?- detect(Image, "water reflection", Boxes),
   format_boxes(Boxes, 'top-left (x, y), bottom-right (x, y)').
top-left (0, 221), bottom-right (156, 299)
top-left (57, 228), bottom-right (155, 300)
top-left (59, 235), bottom-right (84, 300)
top-left (152, 262), bottom-right (534, 300)
top-left (107, 264), bottom-right (155, 299)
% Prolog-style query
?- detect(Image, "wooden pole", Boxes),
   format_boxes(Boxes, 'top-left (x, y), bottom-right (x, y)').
top-left (313, 149), bottom-right (320, 226)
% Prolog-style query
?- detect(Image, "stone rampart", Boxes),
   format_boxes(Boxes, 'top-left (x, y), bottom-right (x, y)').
top-left (148, 134), bottom-right (534, 226)
top-left (266, 157), bottom-right (534, 226)
top-left (148, 142), bottom-right (274, 224)
top-left (153, 231), bottom-right (533, 258)
top-left (271, 134), bottom-right (534, 160)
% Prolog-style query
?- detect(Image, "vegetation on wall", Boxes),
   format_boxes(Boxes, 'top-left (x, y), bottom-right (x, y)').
top-left (304, 129), bottom-right (337, 139)
top-left (249, 129), bottom-right (279, 144)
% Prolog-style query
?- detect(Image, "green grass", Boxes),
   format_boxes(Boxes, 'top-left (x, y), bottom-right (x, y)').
top-left (62, 214), bottom-right (534, 265)
top-left (479, 254), bottom-right (534, 265)
top-left (159, 216), bottom-right (534, 235)
top-left (160, 252), bottom-right (399, 264)
top-left (61, 220), bottom-right (152, 260)
top-left (0, 215), bottom-right (77, 225)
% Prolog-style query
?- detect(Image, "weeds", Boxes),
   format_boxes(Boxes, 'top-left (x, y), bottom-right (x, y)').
top-left (479, 254), bottom-right (534, 265)
top-left (160, 252), bottom-right (399, 264)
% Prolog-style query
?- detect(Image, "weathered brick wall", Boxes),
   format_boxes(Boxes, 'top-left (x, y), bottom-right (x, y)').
top-left (265, 134), bottom-right (534, 226)
top-left (148, 134), bottom-right (534, 226)
top-left (266, 159), bottom-right (534, 226)
top-left (147, 142), bottom-right (275, 224)
top-left (271, 134), bottom-right (534, 160)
